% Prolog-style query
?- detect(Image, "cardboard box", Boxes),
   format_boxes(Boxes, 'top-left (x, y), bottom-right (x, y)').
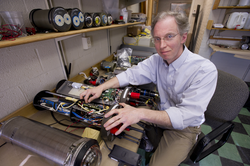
top-left (82, 127), bottom-right (102, 143)
top-left (123, 36), bottom-right (153, 47)
top-left (127, 26), bottom-right (142, 36)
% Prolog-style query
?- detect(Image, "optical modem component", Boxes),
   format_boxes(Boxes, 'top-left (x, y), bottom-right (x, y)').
top-left (29, 7), bottom-right (72, 32)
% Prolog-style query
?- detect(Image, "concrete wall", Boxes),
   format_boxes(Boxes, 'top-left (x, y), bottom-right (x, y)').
top-left (0, 0), bottom-right (126, 119)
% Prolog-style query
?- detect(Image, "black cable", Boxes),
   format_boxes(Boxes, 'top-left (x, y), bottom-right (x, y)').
top-left (50, 111), bottom-right (87, 128)
top-left (103, 139), bottom-right (112, 151)
top-left (47, 118), bottom-right (72, 126)
top-left (0, 142), bottom-right (7, 148)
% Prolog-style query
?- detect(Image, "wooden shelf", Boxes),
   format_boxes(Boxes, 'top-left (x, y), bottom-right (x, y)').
top-left (212, 0), bottom-right (250, 9)
top-left (209, 36), bottom-right (241, 41)
top-left (206, 20), bottom-right (250, 31)
top-left (211, 27), bottom-right (250, 31)
top-left (209, 43), bottom-right (250, 58)
top-left (0, 22), bottom-right (143, 49)
top-left (216, 6), bottom-right (250, 9)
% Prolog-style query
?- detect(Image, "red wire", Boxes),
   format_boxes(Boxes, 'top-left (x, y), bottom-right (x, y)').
top-left (64, 116), bottom-right (85, 132)
top-left (0, 24), bottom-right (22, 40)
top-left (68, 127), bottom-right (85, 133)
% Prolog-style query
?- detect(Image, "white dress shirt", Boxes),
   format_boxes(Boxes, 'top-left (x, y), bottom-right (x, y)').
top-left (116, 46), bottom-right (218, 130)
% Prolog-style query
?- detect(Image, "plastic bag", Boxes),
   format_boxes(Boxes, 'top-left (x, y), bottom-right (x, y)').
top-left (115, 48), bottom-right (133, 68)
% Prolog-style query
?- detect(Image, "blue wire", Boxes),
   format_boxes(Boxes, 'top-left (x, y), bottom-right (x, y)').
top-left (72, 112), bottom-right (89, 122)
top-left (56, 105), bottom-right (69, 114)
top-left (57, 110), bottom-right (70, 114)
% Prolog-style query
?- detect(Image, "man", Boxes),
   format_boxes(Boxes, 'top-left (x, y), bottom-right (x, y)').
top-left (80, 11), bottom-right (218, 165)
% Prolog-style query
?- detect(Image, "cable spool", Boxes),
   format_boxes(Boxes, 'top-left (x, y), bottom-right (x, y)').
top-left (99, 13), bottom-right (107, 26)
top-left (91, 13), bottom-right (101, 27)
top-left (84, 12), bottom-right (93, 28)
top-left (107, 14), bottom-right (113, 25)
top-left (29, 7), bottom-right (72, 32)
top-left (67, 8), bottom-right (84, 30)
top-left (0, 116), bottom-right (102, 166)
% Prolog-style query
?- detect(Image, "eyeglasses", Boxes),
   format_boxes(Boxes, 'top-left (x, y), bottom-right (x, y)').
top-left (152, 33), bottom-right (179, 44)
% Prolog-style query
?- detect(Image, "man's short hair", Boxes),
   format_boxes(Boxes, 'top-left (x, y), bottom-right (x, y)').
top-left (151, 11), bottom-right (190, 37)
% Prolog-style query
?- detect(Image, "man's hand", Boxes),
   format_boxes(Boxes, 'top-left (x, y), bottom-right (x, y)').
top-left (103, 103), bottom-right (142, 135)
top-left (80, 77), bottom-right (120, 103)
top-left (79, 86), bottom-right (103, 103)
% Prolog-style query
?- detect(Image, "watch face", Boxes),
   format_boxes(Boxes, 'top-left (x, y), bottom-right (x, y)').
top-left (241, 43), bottom-right (249, 50)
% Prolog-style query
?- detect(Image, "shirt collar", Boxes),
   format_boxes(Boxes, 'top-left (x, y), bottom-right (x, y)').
top-left (170, 45), bottom-right (189, 71)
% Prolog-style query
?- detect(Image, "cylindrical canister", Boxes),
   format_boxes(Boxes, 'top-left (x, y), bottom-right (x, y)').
top-left (99, 13), bottom-right (107, 26)
top-left (243, 13), bottom-right (250, 29)
top-left (84, 12), bottom-right (93, 28)
top-left (67, 8), bottom-right (84, 30)
top-left (0, 116), bottom-right (102, 166)
top-left (107, 14), bottom-right (113, 25)
top-left (29, 7), bottom-right (72, 32)
top-left (91, 13), bottom-right (101, 27)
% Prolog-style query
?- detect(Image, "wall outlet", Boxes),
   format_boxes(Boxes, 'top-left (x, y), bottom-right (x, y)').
top-left (82, 37), bottom-right (91, 50)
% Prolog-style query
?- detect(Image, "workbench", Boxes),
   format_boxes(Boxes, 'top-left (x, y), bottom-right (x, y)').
top-left (0, 54), bottom-right (143, 166)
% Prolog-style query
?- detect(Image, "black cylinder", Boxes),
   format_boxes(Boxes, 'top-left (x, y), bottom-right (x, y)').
top-left (84, 12), bottom-right (93, 28)
top-left (91, 13), bottom-right (101, 27)
top-left (67, 8), bottom-right (84, 30)
top-left (29, 7), bottom-right (72, 32)
top-left (107, 14), bottom-right (113, 25)
top-left (99, 13), bottom-right (107, 26)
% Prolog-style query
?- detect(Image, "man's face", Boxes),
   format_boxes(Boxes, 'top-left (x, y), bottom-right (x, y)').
top-left (153, 16), bottom-right (187, 64)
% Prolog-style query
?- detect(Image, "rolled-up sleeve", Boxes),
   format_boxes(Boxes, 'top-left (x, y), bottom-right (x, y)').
top-left (166, 65), bottom-right (218, 130)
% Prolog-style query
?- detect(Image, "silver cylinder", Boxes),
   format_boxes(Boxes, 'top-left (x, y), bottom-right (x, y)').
top-left (0, 116), bottom-right (101, 166)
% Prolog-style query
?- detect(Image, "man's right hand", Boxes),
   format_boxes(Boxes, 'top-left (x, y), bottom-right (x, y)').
top-left (80, 85), bottom-right (104, 103)
top-left (80, 77), bottom-right (120, 103)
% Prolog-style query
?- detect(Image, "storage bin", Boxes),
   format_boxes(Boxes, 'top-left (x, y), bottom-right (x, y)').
top-left (243, 13), bottom-right (250, 29)
top-left (223, 12), bottom-right (249, 29)
top-left (238, 0), bottom-right (250, 6)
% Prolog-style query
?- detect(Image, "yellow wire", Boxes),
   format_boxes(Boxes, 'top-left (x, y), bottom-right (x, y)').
top-left (62, 101), bottom-right (76, 109)
top-left (77, 103), bottom-right (91, 112)
top-left (61, 99), bottom-right (108, 114)
top-left (122, 35), bottom-right (141, 46)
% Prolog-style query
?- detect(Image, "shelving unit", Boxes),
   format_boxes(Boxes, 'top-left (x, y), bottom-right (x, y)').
top-left (0, 22), bottom-right (143, 49)
top-left (206, 0), bottom-right (250, 41)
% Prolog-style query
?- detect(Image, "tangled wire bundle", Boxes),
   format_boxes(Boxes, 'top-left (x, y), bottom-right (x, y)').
top-left (0, 24), bottom-right (22, 40)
